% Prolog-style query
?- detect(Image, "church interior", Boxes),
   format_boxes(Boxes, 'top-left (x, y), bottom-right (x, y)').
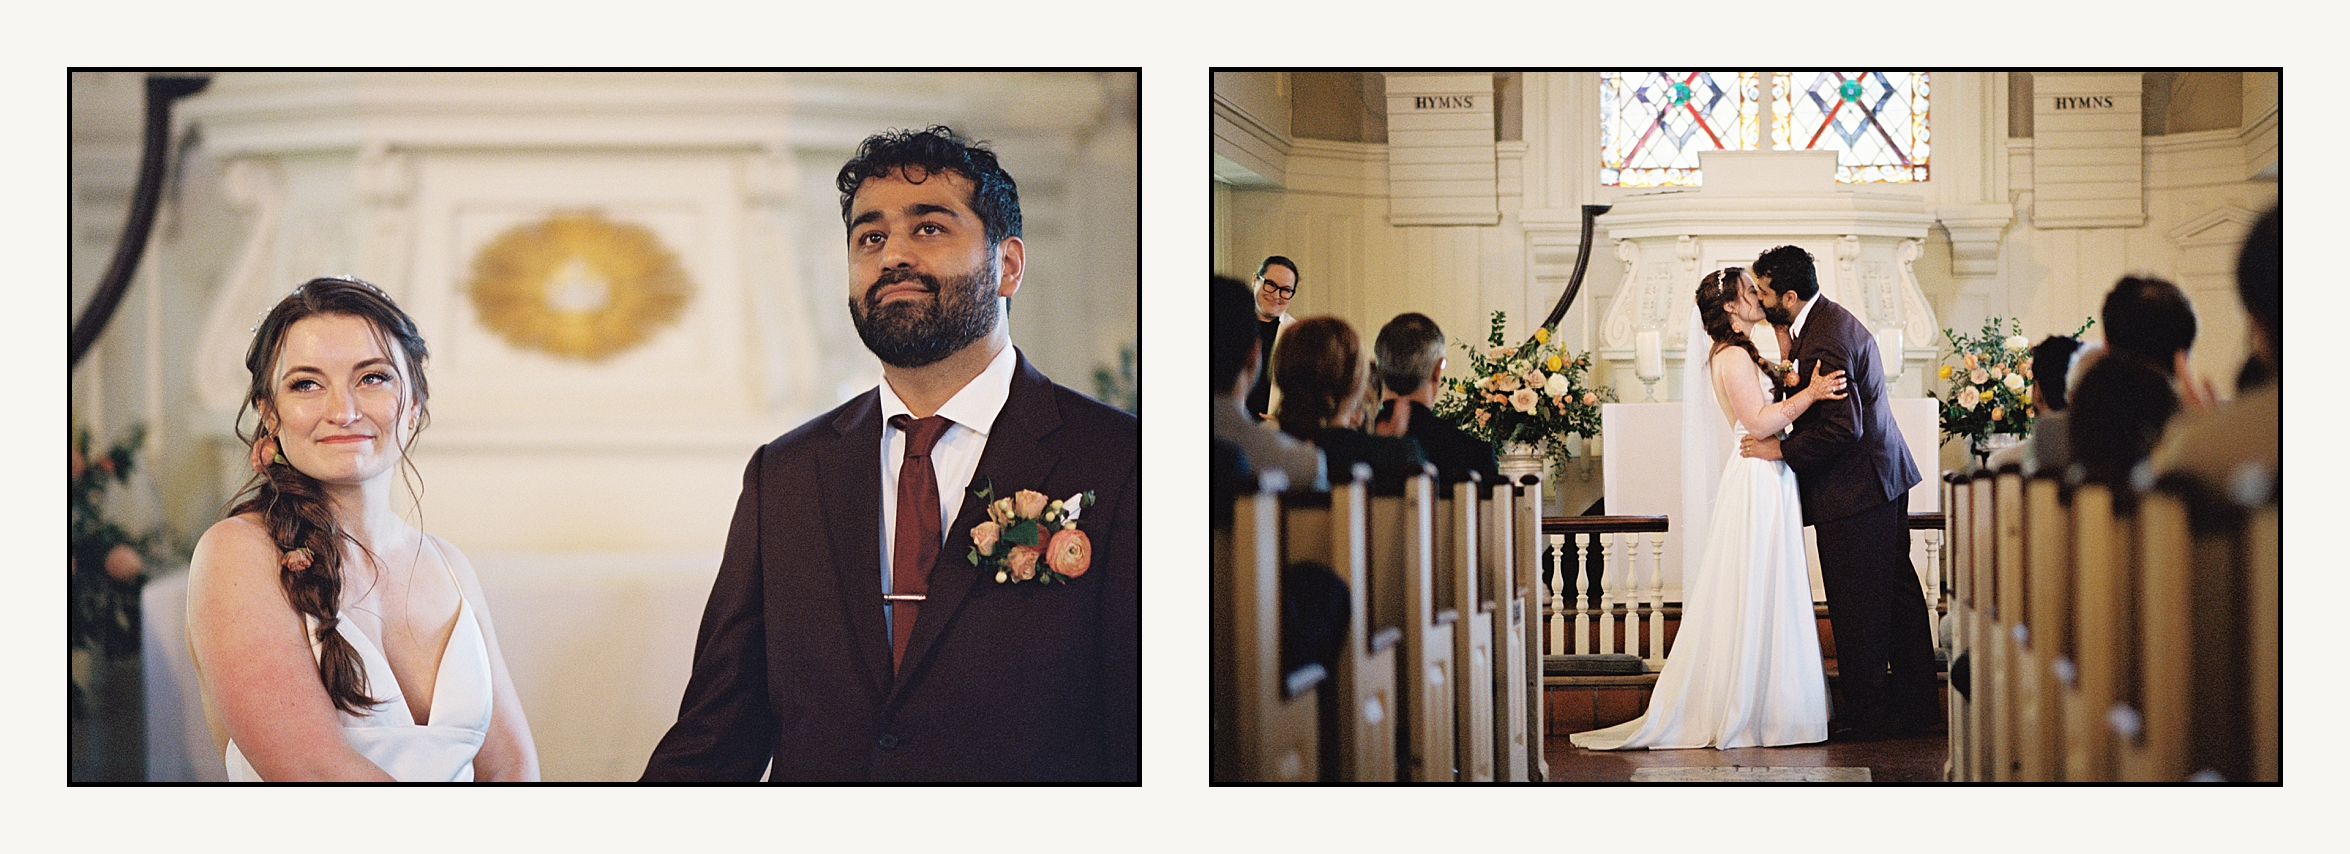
top-left (66, 71), bottom-right (1138, 782)
top-left (1212, 71), bottom-right (2280, 782)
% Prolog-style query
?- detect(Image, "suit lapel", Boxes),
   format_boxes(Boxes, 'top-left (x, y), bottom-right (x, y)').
top-left (889, 354), bottom-right (1065, 702)
top-left (816, 392), bottom-right (893, 704)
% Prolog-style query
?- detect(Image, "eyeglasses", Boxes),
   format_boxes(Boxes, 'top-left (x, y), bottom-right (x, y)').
top-left (1257, 278), bottom-right (1296, 299)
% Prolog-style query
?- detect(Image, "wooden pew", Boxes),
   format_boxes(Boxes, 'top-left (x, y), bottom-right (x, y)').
top-left (1966, 474), bottom-right (1998, 781)
top-left (1438, 476), bottom-right (1495, 781)
top-left (1372, 472), bottom-right (1455, 782)
top-left (1941, 473), bottom-right (1973, 781)
top-left (2019, 473), bottom-right (2070, 780)
top-left (1991, 469), bottom-right (2027, 780)
top-left (1512, 473), bottom-right (1548, 781)
top-left (1212, 480), bottom-right (1321, 782)
top-left (2060, 482), bottom-right (2123, 782)
top-left (1281, 472), bottom-right (1399, 781)
top-left (1483, 478), bottom-right (1530, 782)
top-left (2248, 499), bottom-right (2279, 782)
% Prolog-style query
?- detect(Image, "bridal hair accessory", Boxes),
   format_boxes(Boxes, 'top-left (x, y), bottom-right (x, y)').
top-left (967, 480), bottom-right (1096, 584)
top-left (280, 547), bottom-right (314, 573)
top-left (248, 435), bottom-right (285, 474)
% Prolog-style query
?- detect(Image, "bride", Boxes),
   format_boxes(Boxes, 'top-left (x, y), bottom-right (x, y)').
top-left (187, 276), bottom-right (538, 781)
top-left (1571, 267), bottom-right (1845, 750)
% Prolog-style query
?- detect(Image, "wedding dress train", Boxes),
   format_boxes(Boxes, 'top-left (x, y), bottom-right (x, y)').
top-left (1570, 364), bottom-right (1829, 750)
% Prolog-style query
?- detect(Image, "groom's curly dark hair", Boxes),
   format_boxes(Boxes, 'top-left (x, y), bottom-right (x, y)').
top-left (836, 125), bottom-right (1023, 249)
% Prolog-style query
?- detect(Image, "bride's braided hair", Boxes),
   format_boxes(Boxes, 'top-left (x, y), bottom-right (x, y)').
top-left (227, 277), bottom-right (431, 715)
top-left (1696, 267), bottom-right (1773, 376)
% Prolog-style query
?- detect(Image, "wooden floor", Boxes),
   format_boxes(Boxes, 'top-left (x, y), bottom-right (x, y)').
top-left (1542, 731), bottom-right (1949, 783)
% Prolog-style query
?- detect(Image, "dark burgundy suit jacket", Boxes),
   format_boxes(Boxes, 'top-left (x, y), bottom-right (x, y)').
top-left (1778, 297), bottom-right (1922, 526)
top-left (642, 351), bottom-right (1141, 782)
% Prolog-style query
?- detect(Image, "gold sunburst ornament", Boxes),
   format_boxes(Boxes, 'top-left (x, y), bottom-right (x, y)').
top-left (466, 211), bottom-right (694, 362)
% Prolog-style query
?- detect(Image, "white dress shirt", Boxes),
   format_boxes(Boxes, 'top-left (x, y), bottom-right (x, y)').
top-left (876, 344), bottom-right (1019, 633)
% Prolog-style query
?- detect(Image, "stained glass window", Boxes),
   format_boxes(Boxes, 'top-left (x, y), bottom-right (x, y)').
top-left (1600, 72), bottom-right (1761, 188)
top-left (1599, 71), bottom-right (1930, 185)
top-left (1772, 71), bottom-right (1930, 183)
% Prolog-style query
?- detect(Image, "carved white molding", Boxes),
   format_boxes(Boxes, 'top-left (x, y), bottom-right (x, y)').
top-left (1935, 202), bottom-right (2014, 277)
top-left (1210, 90), bottom-right (1290, 188)
top-left (739, 146), bottom-right (817, 415)
top-left (355, 142), bottom-right (415, 298)
top-left (194, 157), bottom-right (285, 415)
top-left (2168, 204), bottom-right (2261, 248)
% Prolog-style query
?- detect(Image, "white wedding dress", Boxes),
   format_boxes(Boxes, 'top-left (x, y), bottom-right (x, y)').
top-left (1570, 356), bottom-right (1829, 750)
top-left (225, 594), bottom-right (494, 781)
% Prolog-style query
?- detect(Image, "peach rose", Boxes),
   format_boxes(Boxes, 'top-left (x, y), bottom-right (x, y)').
top-left (248, 436), bottom-right (278, 475)
top-left (988, 496), bottom-right (1016, 527)
top-left (280, 547), bottom-right (314, 573)
top-left (1581, 391), bottom-right (1599, 406)
top-left (1510, 388), bottom-right (1538, 414)
top-left (1014, 489), bottom-right (1049, 519)
top-left (104, 544), bottom-right (144, 582)
top-left (971, 521), bottom-right (1001, 554)
top-left (1991, 405), bottom-right (2005, 422)
top-left (1005, 545), bottom-right (1041, 582)
top-left (1045, 529), bottom-right (1092, 579)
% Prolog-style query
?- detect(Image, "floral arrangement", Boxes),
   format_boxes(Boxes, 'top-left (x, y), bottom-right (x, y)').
top-left (1932, 316), bottom-right (2094, 451)
top-left (967, 481), bottom-right (1096, 585)
top-left (1432, 310), bottom-right (1612, 475)
top-left (71, 423), bottom-right (151, 660)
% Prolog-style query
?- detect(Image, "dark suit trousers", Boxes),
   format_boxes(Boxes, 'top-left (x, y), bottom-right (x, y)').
top-left (1811, 492), bottom-right (1939, 730)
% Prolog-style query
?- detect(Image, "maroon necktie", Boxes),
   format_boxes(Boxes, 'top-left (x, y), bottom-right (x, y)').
top-left (888, 414), bottom-right (953, 673)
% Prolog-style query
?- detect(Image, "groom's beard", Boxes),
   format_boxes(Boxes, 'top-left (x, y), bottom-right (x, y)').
top-left (1762, 299), bottom-right (1794, 327)
top-left (849, 262), bottom-right (1000, 369)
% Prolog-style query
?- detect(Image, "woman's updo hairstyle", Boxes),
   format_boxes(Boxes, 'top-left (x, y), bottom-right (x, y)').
top-left (228, 276), bottom-right (430, 715)
top-left (1270, 316), bottom-right (1368, 439)
top-left (1695, 266), bottom-right (1772, 376)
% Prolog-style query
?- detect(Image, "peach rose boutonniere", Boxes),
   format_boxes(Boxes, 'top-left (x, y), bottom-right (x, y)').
top-left (966, 479), bottom-right (1098, 585)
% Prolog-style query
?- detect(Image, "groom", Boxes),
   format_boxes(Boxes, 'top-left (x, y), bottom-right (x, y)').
top-left (641, 127), bottom-right (1140, 781)
top-left (1738, 245), bottom-right (1939, 741)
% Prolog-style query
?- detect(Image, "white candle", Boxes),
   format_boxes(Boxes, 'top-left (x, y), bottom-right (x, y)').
top-left (1634, 329), bottom-right (1664, 381)
top-left (1878, 327), bottom-right (1905, 381)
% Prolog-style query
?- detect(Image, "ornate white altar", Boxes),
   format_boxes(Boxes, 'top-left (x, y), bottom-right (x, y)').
top-left (1593, 151), bottom-right (1942, 602)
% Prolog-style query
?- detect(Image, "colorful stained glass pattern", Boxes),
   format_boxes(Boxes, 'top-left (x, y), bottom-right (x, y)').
top-left (1600, 72), bottom-right (1760, 187)
top-left (1773, 71), bottom-right (1931, 183)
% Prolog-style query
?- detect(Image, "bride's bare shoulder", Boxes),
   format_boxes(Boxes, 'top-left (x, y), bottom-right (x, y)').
top-left (190, 514), bottom-right (280, 585)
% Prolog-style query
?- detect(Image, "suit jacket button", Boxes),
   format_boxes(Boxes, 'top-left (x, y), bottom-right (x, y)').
top-left (876, 733), bottom-right (899, 750)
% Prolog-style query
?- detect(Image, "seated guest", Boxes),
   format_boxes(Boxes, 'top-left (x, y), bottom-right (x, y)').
top-left (2100, 274), bottom-right (2215, 407)
top-left (1988, 334), bottom-right (2081, 475)
top-left (1271, 316), bottom-right (1427, 489)
top-left (1370, 312), bottom-right (1499, 486)
top-left (2067, 272), bottom-right (2214, 486)
top-left (1211, 275), bottom-right (1325, 491)
top-left (2068, 350), bottom-right (2178, 486)
top-left (2152, 203), bottom-right (2279, 490)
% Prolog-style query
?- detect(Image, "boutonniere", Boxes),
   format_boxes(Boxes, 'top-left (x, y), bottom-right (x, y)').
top-left (1768, 359), bottom-right (1800, 387)
top-left (966, 480), bottom-right (1097, 585)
